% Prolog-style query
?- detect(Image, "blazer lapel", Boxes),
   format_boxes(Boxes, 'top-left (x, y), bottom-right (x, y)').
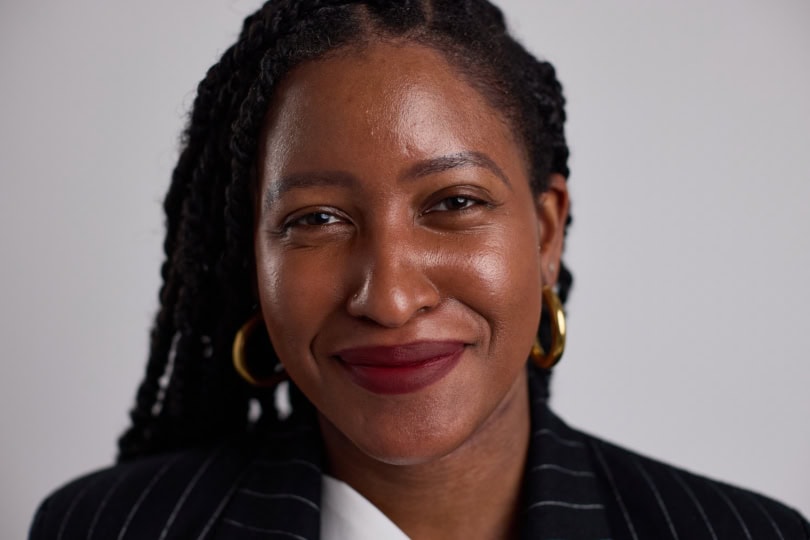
top-left (522, 368), bottom-right (613, 539)
top-left (211, 423), bottom-right (324, 540)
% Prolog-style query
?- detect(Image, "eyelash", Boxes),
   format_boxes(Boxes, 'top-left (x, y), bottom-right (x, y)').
top-left (281, 211), bottom-right (345, 232)
top-left (425, 195), bottom-right (484, 213)
top-left (280, 194), bottom-right (488, 233)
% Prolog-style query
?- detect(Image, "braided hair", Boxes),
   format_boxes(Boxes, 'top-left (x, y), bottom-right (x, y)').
top-left (118, 0), bottom-right (572, 461)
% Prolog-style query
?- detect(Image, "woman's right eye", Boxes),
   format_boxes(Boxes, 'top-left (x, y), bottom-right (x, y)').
top-left (297, 212), bottom-right (338, 226)
top-left (283, 211), bottom-right (345, 231)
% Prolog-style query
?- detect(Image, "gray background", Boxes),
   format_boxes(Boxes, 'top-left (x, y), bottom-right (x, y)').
top-left (2, 1), bottom-right (808, 537)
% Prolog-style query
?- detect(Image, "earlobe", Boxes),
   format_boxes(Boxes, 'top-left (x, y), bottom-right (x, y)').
top-left (535, 173), bottom-right (570, 285)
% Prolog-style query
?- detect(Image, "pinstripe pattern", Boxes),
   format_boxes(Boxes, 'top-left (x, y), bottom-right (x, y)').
top-left (222, 519), bottom-right (309, 540)
top-left (527, 501), bottom-right (605, 511)
top-left (87, 468), bottom-right (131, 540)
top-left (710, 481), bottom-right (753, 540)
top-left (117, 455), bottom-right (181, 540)
top-left (522, 378), bottom-right (612, 539)
top-left (196, 462), bottom-right (256, 540)
top-left (157, 446), bottom-right (223, 540)
top-left (531, 463), bottom-right (595, 477)
top-left (533, 428), bottom-right (586, 448)
top-left (669, 466), bottom-right (718, 540)
top-left (212, 426), bottom-right (322, 539)
top-left (30, 368), bottom-right (810, 539)
top-left (634, 456), bottom-right (679, 539)
top-left (750, 491), bottom-right (788, 540)
top-left (55, 477), bottom-right (95, 540)
top-left (591, 440), bottom-right (640, 540)
top-left (238, 490), bottom-right (320, 511)
top-left (254, 458), bottom-right (321, 473)
top-left (591, 435), bottom-right (809, 540)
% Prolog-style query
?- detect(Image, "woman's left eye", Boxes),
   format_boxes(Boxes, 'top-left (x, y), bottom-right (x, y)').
top-left (428, 196), bottom-right (480, 212)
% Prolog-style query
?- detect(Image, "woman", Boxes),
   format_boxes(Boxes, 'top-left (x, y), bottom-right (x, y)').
top-left (30, 1), bottom-right (808, 538)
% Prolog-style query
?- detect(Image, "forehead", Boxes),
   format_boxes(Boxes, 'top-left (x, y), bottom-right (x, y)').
top-left (258, 40), bottom-right (528, 184)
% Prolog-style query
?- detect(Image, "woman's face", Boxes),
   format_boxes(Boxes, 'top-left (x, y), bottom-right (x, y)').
top-left (254, 40), bottom-right (568, 465)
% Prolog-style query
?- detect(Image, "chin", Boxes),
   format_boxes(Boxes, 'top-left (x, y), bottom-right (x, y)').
top-left (318, 394), bottom-right (481, 468)
top-left (354, 429), bottom-right (467, 467)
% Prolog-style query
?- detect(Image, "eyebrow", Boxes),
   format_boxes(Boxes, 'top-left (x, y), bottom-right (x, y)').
top-left (264, 170), bottom-right (356, 210)
top-left (264, 150), bottom-right (511, 210)
top-left (402, 151), bottom-right (512, 189)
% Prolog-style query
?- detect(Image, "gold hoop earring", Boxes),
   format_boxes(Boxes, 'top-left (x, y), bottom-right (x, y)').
top-left (531, 286), bottom-right (566, 370)
top-left (232, 313), bottom-right (286, 387)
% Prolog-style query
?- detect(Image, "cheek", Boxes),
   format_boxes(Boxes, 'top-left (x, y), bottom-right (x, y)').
top-left (254, 242), bottom-right (335, 368)
top-left (446, 225), bottom-right (542, 351)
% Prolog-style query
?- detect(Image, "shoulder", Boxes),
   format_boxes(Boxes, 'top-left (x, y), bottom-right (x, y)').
top-left (584, 434), bottom-right (810, 539)
top-left (28, 423), bottom-right (323, 540)
top-left (29, 442), bottom-right (254, 540)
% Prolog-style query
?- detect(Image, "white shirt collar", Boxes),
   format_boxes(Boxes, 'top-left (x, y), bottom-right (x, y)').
top-left (320, 474), bottom-right (410, 540)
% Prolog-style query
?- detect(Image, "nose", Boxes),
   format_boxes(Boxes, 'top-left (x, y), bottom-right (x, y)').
top-left (346, 230), bottom-right (441, 328)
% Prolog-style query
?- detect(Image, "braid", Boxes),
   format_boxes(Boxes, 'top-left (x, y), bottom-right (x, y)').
top-left (515, 47), bottom-right (574, 304)
top-left (119, 0), bottom-right (573, 461)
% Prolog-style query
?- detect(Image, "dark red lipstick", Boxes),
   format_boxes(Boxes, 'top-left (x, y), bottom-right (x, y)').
top-left (335, 341), bottom-right (465, 395)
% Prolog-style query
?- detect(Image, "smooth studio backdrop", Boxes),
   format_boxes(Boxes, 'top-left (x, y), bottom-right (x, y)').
top-left (1, 1), bottom-right (808, 538)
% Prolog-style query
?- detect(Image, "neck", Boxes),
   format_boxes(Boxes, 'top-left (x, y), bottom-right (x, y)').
top-left (319, 370), bottom-right (531, 540)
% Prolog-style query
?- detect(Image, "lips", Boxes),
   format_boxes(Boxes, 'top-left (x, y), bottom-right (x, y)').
top-left (334, 341), bottom-right (465, 395)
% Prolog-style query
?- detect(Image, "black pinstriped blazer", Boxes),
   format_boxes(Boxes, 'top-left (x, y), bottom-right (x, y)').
top-left (31, 369), bottom-right (809, 539)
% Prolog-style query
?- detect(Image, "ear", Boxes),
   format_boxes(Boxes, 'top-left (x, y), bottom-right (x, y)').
top-left (535, 173), bottom-right (570, 286)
